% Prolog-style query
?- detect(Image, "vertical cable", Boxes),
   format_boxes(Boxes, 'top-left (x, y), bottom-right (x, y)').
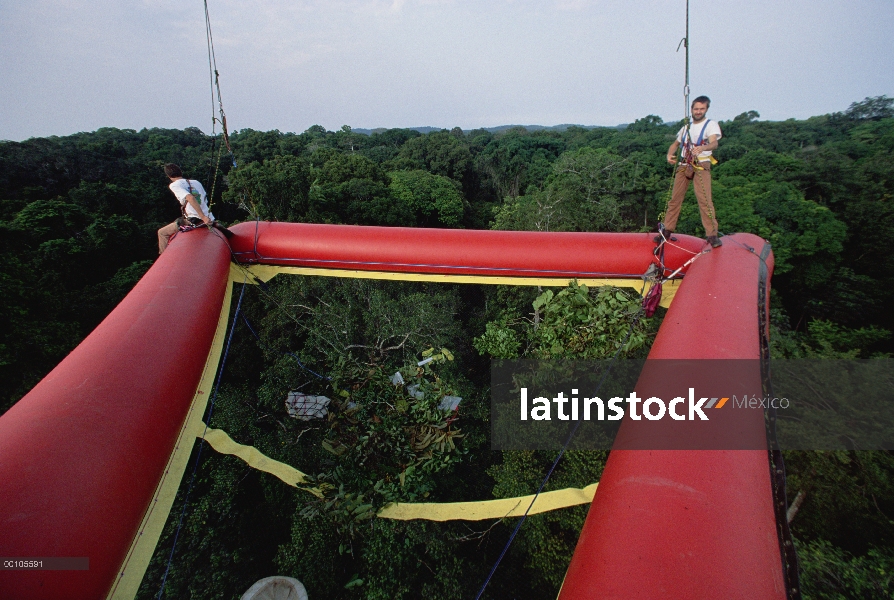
top-left (156, 280), bottom-right (247, 598)
top-left (204, 0), bottom-right (217, 140)
top-left (684, 0), bottom-right (690, 121)
top-left (473, 309), bottom-right (645, 599)
top-left (664, 0), bottom-right (693, 224)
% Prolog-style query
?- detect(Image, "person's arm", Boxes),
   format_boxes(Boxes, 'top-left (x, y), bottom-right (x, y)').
top-left (183, 194), bottom-right (212, 224)
top-left (666, 140), bottom-right (681, 165)
top-left (170, 180), bottom-right (212, 224)
top-left (691, 134), bottom-right (719, 157)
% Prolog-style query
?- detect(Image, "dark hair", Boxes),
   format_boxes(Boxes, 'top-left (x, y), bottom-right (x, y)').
top-left (692, 96), bottom-right (711, 107)
top-left (163, 163), bottom-right (183, 178)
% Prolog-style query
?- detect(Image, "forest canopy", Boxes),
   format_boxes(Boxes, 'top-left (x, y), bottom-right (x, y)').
top-left (1, 96), bottom-right (893, 598)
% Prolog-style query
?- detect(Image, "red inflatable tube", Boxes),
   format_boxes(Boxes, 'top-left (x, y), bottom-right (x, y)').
top-left (559, 233), bottom-right (787, 599)
top-left (227, 221), bottom-right (705, 278)
top-left (0, 221), bottom-right (774, 599)
top-left (0, 229), bottom-right (232, 600)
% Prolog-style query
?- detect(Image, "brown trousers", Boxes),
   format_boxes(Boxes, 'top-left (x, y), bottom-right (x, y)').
top-left (157, 221), bottom-right (180, 254)
top-left (664, 161), bottom-right (718, 237)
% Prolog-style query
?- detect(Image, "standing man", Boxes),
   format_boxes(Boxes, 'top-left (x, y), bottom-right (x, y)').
top-left (659, 96), bottom-right (723, 248)
top-left (157, 163), bottom-right (214, 254)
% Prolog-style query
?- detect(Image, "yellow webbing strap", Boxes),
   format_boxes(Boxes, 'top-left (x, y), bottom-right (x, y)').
top-left (681, 155), bottom-right (719, 171)
top-left (200, 426), bottom-right (321, 497)
top-left (108, 272), bottom-right (236, 600)
top-left (109, 263), bottom-right (626, 599)
top-left (207, 264), bottom-right (621, 521)
top-left (233, 263), bottom-right (679, 308)
top-left (199, 422), bottom-right (599, 521)
top-left (377, 483), bottom-right (599, 521)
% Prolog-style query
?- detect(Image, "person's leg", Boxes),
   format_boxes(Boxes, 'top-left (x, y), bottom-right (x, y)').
top-left (663, 168), bottom-right (692, 232)
top-left (158, 221), bottom-right (179, 254)
top-left (693, 163), bottom-right (719, 237)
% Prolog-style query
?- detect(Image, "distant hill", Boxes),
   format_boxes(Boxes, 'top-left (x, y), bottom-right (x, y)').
top-left (352, 123), bottom-right (628, 136)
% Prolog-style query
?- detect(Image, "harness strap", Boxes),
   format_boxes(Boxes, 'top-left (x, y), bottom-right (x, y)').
top-left (681, 119), bottom-right (710, 146)
top-left (178, 179), bottom-right (205, 220)
top-left (695, 119), bottom-right (709, 145)
top-left (681, 120), bottom-right (718, 168)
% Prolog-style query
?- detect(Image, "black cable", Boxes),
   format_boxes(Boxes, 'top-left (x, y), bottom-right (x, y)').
top-left (156, 278), bottom-right (247, 598)
top-left (473, 308), bottom-right (645, 599)
top-left (753, 240), bottom-right (802, 600)
top-left (716, 233), bottom-right (801, 598)
top-left (240, 313), bottom-right (331, 381)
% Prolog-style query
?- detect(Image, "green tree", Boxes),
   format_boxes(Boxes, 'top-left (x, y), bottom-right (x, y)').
top-left (493, 147), bottom-right (629, 232)
top-left (224, 155), bottom-right (312, 221)
top-left (388, 169), bottom-right (465, 227)
top-left (395, 130), bottom-right (472, 183)
top-left (310, 152), bottom-right (404, 225)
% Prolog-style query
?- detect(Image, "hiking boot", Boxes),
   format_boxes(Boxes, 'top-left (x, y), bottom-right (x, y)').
top-left (706, 235), bottom-right (722, 248)
top-left (653, 230), bottom-right (675, 243)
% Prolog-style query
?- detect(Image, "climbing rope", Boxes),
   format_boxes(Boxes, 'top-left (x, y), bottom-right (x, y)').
top-left (682, 0), bottom-right (690, 122)
top-left (204, 0), bottom-right (231, 156)
top-left (202, 0), bottom-right (236, 212)
top-left (661, 0), bottom-right (694, 225)
top-left (200, 0), bottom-right (264, 224)
top-left (680, 0), bottom-right (694, 157)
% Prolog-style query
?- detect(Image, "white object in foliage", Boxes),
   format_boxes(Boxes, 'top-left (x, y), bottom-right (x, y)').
top-left (391, 371), bottom-right (405, 385)
top-left (285, 392), bottom-right (330, 421)
top-left (241, 576), bottom-right (308, 600)
top-left (438, 396), bottom-right (462, 411)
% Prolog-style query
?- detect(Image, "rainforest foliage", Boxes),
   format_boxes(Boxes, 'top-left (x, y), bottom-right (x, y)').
top-left (1, 97), bottom-right (893, 598)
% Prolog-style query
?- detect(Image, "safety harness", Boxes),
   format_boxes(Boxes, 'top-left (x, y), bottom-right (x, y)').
top-left (176, 179), bottom-right (207, 228)
top-left (680, 119), bottom-right (719, 170)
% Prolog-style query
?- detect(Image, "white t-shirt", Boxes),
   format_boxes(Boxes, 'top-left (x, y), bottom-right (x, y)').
top-left (676, 119), bottom-right (722, 161)
top-left (169, 178), bottom-right (214, 220)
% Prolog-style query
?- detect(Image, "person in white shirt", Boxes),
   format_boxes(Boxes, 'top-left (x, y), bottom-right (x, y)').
top-left (157, 163), bottom-right (214, 254)
top-left (660, 96), bottom-right (723, 248)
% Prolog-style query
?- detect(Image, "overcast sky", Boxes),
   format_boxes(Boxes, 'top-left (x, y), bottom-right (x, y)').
top-left (1, 0), bottom-right (892, 142)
